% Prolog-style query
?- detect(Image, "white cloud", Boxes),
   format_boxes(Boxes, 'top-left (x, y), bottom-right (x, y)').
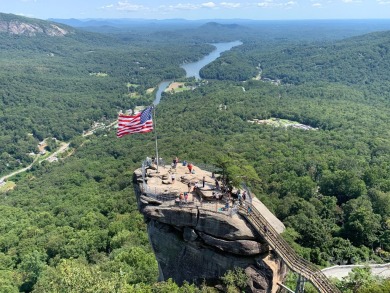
top-left (164, 3), bottom-right (199, 10)
top-left (201, 2), bottom-right (217, 8)
top-left (257, 0), bottom-right (274, 7)
top-left (312, 2), bottom-right (323, 7)
top-left (101, 1), bottom-right (146, 12)
top-left (341, 0), bottom-right (362, 3)
top-left (257, 0), bottom-right (297, 8)
top-left (117, 1), bottom-right (146, 11)
top-left (220, 2), bottom-right (241, 8)
top-left (377, 0), bottom-right (390, 4)
top-left (101, 4), bottom-right (114, 9)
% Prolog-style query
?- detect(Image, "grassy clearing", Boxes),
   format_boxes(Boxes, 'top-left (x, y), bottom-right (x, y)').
top-left (0, 181), bottom-right (16, 193)
top-left (89, 72), bottom-right (109, 77)
top-left (127, 83), bottom-right (139, 88)
top-left (165, 82), bottom-right (190, 93)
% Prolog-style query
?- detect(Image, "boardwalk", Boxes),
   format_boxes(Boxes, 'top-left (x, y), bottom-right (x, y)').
top-left (141, 161), bottom-right (339, 292)
top-left (237, 205), bottom-right (341, 293)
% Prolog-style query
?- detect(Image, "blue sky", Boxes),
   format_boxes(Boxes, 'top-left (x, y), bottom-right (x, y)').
top-left (1, 0), bottom-right (390, 20)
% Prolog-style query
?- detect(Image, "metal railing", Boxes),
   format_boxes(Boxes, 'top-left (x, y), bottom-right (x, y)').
top-left (139, 160), bottom-right (338, 292)
top-left (237, 204), bottom-right (341, 293)
top-left (141, 184), bottom-right (180, 201)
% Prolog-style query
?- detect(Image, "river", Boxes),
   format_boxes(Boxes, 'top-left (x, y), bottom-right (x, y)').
top-left (154, 40), bottom-right (242, 105)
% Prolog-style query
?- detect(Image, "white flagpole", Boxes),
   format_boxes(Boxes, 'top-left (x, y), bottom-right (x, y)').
top-left (153, 106), bottom-right (159, 173)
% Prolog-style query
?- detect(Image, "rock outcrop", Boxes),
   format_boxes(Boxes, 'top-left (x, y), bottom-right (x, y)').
top-left (134, 166), bottom-right (288, 292)
top-left (0, 13), bottom-right (72, 36)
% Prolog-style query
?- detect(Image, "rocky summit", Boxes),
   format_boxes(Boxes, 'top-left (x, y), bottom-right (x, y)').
top-left (133, 162), bottom-right (287, 292)
top-left (0, 13), bottom-right (71, 36)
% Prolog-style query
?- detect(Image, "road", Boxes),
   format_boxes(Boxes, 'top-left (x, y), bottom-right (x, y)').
top-left (83, 120), bottom-right (117, 137)
top-left (0, 142), bottom-right (69, 182)
top-left (43, 142), bottom-right (70, 162)
top-left (322, 263), bottom-right (390, 279)
top-left (0, 159), bottom-right (37, 182)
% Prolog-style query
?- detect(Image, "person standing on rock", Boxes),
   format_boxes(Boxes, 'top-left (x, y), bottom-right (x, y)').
top-left (187, 182), bottom-right (192, 193)
top-left (202, 176), bottom-right (205, 188)
top-left (187, 163), bottom-right (193, 173)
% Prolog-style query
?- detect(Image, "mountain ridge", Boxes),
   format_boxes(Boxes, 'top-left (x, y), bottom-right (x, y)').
top-left (0, 12), bottom-right (73, 36)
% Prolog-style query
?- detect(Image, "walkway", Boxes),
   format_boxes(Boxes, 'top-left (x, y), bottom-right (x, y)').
top-left (322, 263), bottom-right (390, 280)
top-left (237, 205), bottom-right (341, 293)
top-left (140, 161), bottom-right (339, 292)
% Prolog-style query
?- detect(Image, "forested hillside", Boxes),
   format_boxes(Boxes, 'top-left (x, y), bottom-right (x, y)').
top-left (0, 13), bottom-right (213, 176)
top-left (1, 13), bottom-right (390, 292)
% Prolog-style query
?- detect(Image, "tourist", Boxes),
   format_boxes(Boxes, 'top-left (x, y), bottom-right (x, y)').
top-left (215, 179), bottom-right (219, 190)
top-left (172, 157), bottom-right (178, 168)
top-left (202, 176), bottom-right (205, 188)
top-left (242, 191), bottom-right (247, 201)
top-left (187, 182), bottom-right (192, 193)
top-left (184, 192), bottom-right (188, 203)
top-left (187, 163), bottom-right (193, 173)
top-left (247, 205), bottom-right (252, 215)
top-left (171, 173), bottom-right (175, 183)
top-left (237, 190), bottom-right (242, 205)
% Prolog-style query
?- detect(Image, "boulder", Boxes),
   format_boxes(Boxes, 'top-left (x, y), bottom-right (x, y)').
top-left (134, 167), bottom-right (288, 292)
top-left (148, 220), bottom-right (282, 289)
top-left (198, 232), bottom-right (268, 255)
top-left (142, 206), bottom-right (198, 227)
top-left (196, 209), bottom-right (257, 240)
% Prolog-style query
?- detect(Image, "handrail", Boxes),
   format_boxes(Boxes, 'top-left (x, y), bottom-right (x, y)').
top-left (238, 205), bottom-right (341, 293)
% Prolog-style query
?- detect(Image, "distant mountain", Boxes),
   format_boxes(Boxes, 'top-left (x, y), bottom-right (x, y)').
top-left (0, 12), bottom-right (73, 36)
top-left (49, 18), bottom-right (198, 28)
top-left (199, 22), bottom-right (243, 29)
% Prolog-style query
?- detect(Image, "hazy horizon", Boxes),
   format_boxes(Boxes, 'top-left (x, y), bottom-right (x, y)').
top-left (1, 0), bottom-right (390, 21)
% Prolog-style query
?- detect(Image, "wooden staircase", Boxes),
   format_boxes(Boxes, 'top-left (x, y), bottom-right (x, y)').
top-left (238, 205), bottom-right (341, 293)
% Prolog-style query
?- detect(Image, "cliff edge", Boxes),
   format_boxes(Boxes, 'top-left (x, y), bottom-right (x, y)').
top-left (133, 162), bottom-right (287, 292)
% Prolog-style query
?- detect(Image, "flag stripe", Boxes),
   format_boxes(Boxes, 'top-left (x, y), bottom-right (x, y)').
top-left (117, 106), bottom-right (153, 138)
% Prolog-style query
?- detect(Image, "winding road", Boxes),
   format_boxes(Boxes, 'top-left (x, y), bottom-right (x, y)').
top-left (0, 142), bottom-right (69, 183)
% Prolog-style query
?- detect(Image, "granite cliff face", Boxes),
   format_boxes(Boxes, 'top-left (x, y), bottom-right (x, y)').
top-left (134, 167), bottom-right (288, 292)
top-left (0, 13), bottom-right (72, 36)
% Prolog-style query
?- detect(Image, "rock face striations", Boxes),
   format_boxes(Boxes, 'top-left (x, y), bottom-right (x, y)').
top-left (0, 13), bottom-right (72, 36)
top-left (134, 164), bottom-right (288, 292)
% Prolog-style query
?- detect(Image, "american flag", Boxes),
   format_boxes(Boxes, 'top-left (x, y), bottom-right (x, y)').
top-left (117, 106), bottom-right (153, 138)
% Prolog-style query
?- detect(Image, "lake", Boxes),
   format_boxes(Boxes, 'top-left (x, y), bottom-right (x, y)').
top-left (181, 40), bottom-right (243, 80)
top-left (154, 40), bottom-right (242, 105)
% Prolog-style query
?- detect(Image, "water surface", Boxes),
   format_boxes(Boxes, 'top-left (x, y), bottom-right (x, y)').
top-left (154, 40), bottom-right (242, 105)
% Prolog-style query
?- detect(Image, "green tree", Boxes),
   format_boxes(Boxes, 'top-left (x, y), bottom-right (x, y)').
top-left (33, 259), bottom-right (125, 293)
top-left (343, 197), bottom-right (381, 247)
top-left (319, 170), bottom-right (367, 204)
top-left (221, 267), bottom-right (249, 293)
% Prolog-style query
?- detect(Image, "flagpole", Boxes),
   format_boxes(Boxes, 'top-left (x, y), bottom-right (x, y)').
top-left (153, 106), bottom-right (159, 173)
